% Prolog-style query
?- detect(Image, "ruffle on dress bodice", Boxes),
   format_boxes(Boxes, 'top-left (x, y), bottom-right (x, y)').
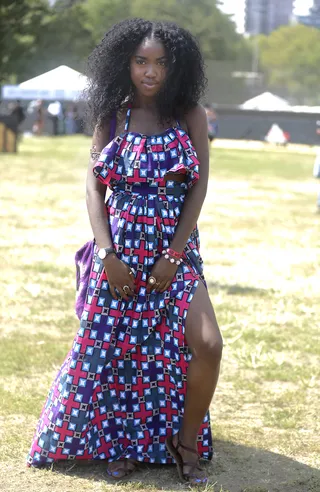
top-left (93, 127), bottom-right (200, 191)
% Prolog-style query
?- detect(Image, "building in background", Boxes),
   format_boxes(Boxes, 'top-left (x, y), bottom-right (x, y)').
top-left (313, 0), bottom-right (320, 11)
top-left (245, 0), bottom-right (294, 35)
top-left (296, 0), bottom-right (320, 28)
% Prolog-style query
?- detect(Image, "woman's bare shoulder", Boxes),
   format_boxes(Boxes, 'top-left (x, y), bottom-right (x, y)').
top-left (185, 104), bottom-right (207, 128)
top-left (178, 104), bottom-right (207, 135)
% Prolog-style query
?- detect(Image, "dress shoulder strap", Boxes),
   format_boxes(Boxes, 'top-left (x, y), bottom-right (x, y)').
top-left (124, 104), bottom-right (131, 132)
top-left (109, 112), bottom-right (117, 141)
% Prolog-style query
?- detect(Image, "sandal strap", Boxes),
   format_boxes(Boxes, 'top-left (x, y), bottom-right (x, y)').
top-left (182, 461), bottom-right (203, 469)
top-left (183, 463), bottom-right (206, 481)
top-left (176, 439), bottom-right (200, 458)
top-left (125, 458), bottom-right (138, 471)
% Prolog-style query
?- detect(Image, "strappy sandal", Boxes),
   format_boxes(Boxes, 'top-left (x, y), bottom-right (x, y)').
top-left (106, 458), bottom-right (139, 480)
top-left (166, 434), bottom-right (208, 486)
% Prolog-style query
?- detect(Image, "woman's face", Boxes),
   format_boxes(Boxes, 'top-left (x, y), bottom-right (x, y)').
top-left (130, 36), bottom-right (168, 98)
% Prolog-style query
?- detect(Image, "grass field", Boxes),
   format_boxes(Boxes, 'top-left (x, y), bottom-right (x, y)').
top-left (0, 136), bottom-right (319, 492)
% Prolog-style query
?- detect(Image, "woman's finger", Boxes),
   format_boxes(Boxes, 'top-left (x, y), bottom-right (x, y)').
top-left (154, 280), bottom-right (166, 292)
top-left (117, 285), bottom-right (130, 301)
top-left (123, 282), bottom-right (135, 297)
top-left (126, 275), bottom-right (136, 293)
top-left (160, 280), bottom-right (172, 293)
top-left (146, 274), bottom-right (158, 293)
top-left (123, 265), bottom-right (136, 292)
top-left (109, 283), bottom-right (118, 300)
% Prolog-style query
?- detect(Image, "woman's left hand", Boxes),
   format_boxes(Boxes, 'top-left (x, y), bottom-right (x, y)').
top-left (146, 256), bottom-right (179, 294)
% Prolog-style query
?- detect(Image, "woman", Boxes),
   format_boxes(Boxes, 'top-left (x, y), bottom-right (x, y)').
top-left (28, 18), bottom-right (223, 486)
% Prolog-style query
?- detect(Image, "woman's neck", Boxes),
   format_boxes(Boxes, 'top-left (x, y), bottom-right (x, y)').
top-left (132, 92), bottom-right (157, 111)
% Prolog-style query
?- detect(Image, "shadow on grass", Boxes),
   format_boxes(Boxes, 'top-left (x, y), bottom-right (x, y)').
top-left (48, 440), bottom-right (320, 492)
top-left (207, 281), bottom-right (273, 297)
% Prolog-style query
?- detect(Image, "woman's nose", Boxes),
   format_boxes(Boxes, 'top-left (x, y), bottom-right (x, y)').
top-left (145, 64), bottom-right (156, 78)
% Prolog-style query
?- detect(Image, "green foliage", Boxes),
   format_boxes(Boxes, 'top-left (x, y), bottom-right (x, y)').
top-left (258, 24), bottom-right (320, 103)
top-left (85, 0), bottom-right (251, 62)
top-left (130, 0), bottom-right (246, 61)
top-left (0, 0), bottom-right (94, 83)
top-left (83, 0), bottom-right (132, 43)
top-left (21, 0), bottom-right (94, 81)
top-left (0, 0), bottom-right (48, 83)
top-left (1, 0), bottom-right (251, 85)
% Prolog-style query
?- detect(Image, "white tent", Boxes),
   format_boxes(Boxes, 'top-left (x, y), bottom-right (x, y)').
top-left (2, 65), bottom-right (89, 101)
top-left (241, 92), bottom-right (290, 111)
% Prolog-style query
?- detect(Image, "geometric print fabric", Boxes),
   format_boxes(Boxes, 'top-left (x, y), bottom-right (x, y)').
top-left (27, 111), bottom-right (213, 466)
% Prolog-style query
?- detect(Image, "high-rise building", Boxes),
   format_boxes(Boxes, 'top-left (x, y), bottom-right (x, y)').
top-left (245, 0), bottom-right (294, 35)
top-left (296, 0), bottom-right (320, 28)
top-left (312, 0), bottom-right (320, 14)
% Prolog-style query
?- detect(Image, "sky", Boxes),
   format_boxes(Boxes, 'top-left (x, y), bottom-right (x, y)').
top-left (219, 0), bottom-right (314, 33)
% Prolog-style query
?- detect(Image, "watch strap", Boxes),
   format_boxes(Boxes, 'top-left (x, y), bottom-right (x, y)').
top-left (98, 247), bottom-right (115, 258)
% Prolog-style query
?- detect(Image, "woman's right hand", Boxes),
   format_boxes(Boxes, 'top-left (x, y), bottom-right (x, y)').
top-left (103, 254), bottom-right (135, 301)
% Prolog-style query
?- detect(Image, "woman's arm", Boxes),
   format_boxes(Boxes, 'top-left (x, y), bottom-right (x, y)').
top-left (170, 104), bottom-right (209, 253)
top-left (86, 121), bottom-right (136, 299)
top-left (86, 122), bottom-right (113, 249)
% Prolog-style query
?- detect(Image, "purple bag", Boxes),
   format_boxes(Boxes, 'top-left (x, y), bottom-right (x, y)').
top-left (74, 240), bottom-right (95, 319)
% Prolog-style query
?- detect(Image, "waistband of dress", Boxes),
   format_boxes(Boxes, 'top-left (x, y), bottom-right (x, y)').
top-left (113, 182), bottom-right (187, 197)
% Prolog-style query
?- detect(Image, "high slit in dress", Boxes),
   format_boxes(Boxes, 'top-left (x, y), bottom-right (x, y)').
top-left (27, 106), bottom-right (213, 466)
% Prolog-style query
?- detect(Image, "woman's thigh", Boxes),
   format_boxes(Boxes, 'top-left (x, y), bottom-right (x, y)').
top-left (185, 280), bottom-right (223, 361)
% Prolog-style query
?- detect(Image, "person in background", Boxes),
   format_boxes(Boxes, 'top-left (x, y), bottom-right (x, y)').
top-left (10, 99), bottom-right (26, 142)
top-left (204, 103), bottom-right (218, 143)
top-left (47, 100), bottom-right (63, 136)
top-left (65, 104), bottom-right (77, 135)
top-left (10, 100), bottom-right (25, 129)
top-left (33, 100), bottom-right (44, 136)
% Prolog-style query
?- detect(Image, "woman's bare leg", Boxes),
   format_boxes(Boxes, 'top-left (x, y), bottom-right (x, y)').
top-left (172, 280), bottom-right (223, 482)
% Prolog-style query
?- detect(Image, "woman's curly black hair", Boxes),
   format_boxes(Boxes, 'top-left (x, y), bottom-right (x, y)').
top-left (85, 18), bottom-right (207, 129)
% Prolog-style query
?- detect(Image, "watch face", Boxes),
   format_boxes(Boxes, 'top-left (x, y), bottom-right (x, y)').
top-left (98, 249), bottom-right (106, 260)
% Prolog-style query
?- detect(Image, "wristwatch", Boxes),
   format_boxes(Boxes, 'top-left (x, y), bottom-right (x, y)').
top-left (98, 247), bottom-right (115, 260)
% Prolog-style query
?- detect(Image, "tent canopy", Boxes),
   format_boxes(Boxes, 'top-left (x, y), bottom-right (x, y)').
top-left (2, 65), bottom-right (89, 101)
top-left (241, 92), bottom-right (290, 111)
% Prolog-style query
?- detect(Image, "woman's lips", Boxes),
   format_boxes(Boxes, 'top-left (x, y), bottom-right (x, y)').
top-left (142, 81), bottom-right (158, 89)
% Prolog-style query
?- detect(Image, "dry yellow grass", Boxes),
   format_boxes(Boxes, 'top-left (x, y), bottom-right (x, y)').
top-left (0, 136), bottom-right (319, 492)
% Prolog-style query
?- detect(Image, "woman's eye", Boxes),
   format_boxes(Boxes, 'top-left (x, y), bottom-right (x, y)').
top-left (136, 60), bottom-right (145, 65)
top-left (158, 61), bottom-right (167, 67)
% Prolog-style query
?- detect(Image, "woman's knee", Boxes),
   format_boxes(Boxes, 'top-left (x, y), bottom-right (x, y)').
top-left (192, 331), bottom-right (223, 365)
top-left (207, 335), bottom-right (223, 363)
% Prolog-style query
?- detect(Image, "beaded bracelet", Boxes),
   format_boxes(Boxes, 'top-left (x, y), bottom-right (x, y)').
top-left (162, 249), bottom-right (182, 265)
top-left (166, 247), bottom-right (182, 260)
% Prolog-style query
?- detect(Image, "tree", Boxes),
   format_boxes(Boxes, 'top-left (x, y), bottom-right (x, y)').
top-left (1, 0), bottom-right (252, 102)
top-left (84, 0), bottom-right (249, 62)
top-left (22, 1), bottom-right (94, 81)
top-left (258, 25), bottom-right (320, 103)
top-left (0, 0), bottom-right (48, 83)
top-left (130, 0), bottom-right (248, 61)
top-left (83, 0), bottom-right (132, 44)
top-left (0, 0), bottom-right (95, 84)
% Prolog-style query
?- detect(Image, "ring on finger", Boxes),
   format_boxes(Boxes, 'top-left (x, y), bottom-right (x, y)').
top-left (148, 276), bottom-right (157, 285)
top-left (123, 285), bottom-right (130, 294)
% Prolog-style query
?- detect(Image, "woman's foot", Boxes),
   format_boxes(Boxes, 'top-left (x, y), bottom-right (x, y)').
top-left (106, 458), bottom-right (139, 480)
top-left (166, 433), bottom-right (208, 486)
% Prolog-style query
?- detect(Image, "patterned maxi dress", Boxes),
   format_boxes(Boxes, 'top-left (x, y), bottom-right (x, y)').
top-left (28, 107), bottom-right (213, 466)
